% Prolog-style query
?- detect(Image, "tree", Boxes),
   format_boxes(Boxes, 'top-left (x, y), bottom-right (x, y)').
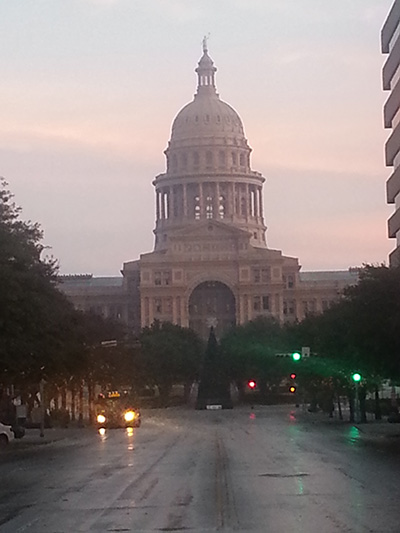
top-left (0, 179), bottom-right (79, 386)
top-left (139, 321), bottom-right (203, 404)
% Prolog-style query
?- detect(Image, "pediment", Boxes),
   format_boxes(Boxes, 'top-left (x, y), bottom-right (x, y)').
top-left (170, 220), bottom-right (251, 242)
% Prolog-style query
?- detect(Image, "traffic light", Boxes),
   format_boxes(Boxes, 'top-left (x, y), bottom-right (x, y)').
top-left (292, 352), bottom-right (301, 361)
top-left (247, 380), bottom-right (256, 390)
top-left (352, 373), bottom-right (362, 382)
top-left (289, 372), bottom-right (296, 393)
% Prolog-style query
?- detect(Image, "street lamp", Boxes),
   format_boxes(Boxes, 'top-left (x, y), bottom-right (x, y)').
top-left (352, 372), bottom-right (362, 423)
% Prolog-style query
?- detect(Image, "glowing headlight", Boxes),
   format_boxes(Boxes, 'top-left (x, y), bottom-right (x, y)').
top-left (97, 414), bottom-right (106, 424)
top-left (124, 411), bottom-right (136, 422)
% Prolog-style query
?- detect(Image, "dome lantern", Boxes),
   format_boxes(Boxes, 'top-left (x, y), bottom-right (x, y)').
top-left (195, 36), bottom-right (218, 97)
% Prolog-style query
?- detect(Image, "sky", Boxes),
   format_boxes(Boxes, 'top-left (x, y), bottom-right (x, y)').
top-left (0, 0), bottom-right (395, 275)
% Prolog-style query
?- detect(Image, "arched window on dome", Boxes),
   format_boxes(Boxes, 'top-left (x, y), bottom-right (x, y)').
top-left (232, 152), bottom-right (237, 167)
top-left (241, 197), bottom-right (246, 217)
top-left (206, 151), bottom-right (213, 169)
top-left (162, 191), bottom-right (169, 219)
top-left (250, 188), bottom-right (257, 217)
top-left (193, 151), bottom-right (199, 169)
top-left (181, 153), bottom-right (188, 170)
top-left (194, 195), bottom-right (201, 220)
top-left (239, 153), bottom-right (245, 168)
top-left (218, 151), bottom-right (225, 168)
top-left (219, 195), bottom-right (226, 219)
top-left (172, 154), bottom-right (178, 173)
top-left (206, 195), bottom-right (213, 219)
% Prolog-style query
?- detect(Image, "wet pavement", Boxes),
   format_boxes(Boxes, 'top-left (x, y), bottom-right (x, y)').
top-left (1, 405), bottom-right (400, 532)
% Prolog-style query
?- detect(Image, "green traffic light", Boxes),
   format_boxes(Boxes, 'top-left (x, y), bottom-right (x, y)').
top-left (352, 372), bottom-right (362, 382)
top-left (292, 352), bottom-right (301, 361)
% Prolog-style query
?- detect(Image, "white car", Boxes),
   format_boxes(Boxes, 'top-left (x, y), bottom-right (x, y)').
top-left (0, 422), bottom-right (14, 446)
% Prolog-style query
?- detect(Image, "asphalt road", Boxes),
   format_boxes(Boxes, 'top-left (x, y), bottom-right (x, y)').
top-left (1, 405), bottom-right (400, 532)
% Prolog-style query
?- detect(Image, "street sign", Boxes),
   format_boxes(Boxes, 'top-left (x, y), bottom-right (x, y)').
top-left (301, 346), bottom-right (310, 358)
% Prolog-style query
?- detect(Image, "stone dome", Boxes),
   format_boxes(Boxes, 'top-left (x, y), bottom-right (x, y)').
top-left (169, 43), bottom-right (246, 144)
top-left (171, 97), bottom-right (245, 142)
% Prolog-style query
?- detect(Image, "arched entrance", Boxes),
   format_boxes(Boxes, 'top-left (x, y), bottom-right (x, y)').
top-left (188, 281), bottom-right (236, 339)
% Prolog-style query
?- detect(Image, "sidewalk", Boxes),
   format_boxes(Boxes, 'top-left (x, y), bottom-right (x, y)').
top-left (12, 426), bottom-right (95, 449)
top-left (295, 405), bottom-right (400, 441)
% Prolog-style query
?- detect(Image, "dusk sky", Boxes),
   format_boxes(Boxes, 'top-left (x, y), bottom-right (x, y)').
top-left (1, 0), bottom-right (394, 275)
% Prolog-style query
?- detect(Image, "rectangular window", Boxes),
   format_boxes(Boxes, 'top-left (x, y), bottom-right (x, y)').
top-left (253, 268), bottom-right (260, 283)
top-left (162, 271), bottom-right (171, 285)
top-left (154, 272), bottom-right (162, 286)
top-left (262, 296), bottom-right (269, 311)
top-left (253, 296), bottom-right (261, 311)
top-left (165, 297), bottom-right (172, 314)
top-left (155, 298), bottom-right (162, 314)
top-left (261, 268), bottom-right (270, 283)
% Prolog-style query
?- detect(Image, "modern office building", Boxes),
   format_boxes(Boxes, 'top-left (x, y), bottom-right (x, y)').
top-left (59, 42), bottom-right (359, 338)
top-left (382, 0), bottom-right (400, 266)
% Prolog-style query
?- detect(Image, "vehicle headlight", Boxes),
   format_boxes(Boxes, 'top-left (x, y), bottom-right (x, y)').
top-left (97, 414), bottom-right (106, 424)
top-left (124, 411), bottom-right (136, 422)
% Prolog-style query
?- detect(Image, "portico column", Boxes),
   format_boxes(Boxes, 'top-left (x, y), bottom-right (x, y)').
top-left (149, 298), bottom-right (154, 325)
top-left (156, 191), bottom-right (160, 221)
top-left (161, 189), bottom-right (166, 219)
top-left (199, 182), bottom-right (204, 219)
top-left (245, 184), bottom-right (249, 221)
top-left (140, 297), bottom-right (146, 328)
top-left (181, 296), bottom-right (187, 327)
top-left (183, 183), bottom-right (188, 218)
top-left (258, 187), bottom-right (263, 218)
top-left (215, 182), bottom-right (220, 219)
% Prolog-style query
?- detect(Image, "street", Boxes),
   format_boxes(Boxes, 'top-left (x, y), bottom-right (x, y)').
top-left (1, 405), bottom-right (400, 532)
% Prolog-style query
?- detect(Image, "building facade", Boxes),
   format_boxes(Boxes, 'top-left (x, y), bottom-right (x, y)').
top-left (60, 43), bottom-right (359, 338)
top-left (382, 0), bottom-right (400, 266)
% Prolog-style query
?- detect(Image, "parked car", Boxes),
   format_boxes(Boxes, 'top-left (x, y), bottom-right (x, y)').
top-left (0, 422), bottom-right (14, 446)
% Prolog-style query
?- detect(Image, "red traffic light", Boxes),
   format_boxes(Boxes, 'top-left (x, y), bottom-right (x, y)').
top-left (248, 380), bottom-right (256, 389)
top-left (289, 386), bottom-right (296, 393)
top-left (290, 373), bottom-right (296, 380)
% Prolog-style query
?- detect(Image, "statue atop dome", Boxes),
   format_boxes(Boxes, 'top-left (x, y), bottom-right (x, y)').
top-left (202, 34), bottom-right (209, 53)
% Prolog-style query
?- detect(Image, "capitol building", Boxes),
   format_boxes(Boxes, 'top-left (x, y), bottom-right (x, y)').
top-left (59, 42), bottom-right (358, 339)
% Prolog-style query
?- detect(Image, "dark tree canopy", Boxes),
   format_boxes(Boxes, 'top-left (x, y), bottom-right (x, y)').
top-left (0, 180), bottom-right (79, 384)
top-left (139, 321), bottom-right (203, 400)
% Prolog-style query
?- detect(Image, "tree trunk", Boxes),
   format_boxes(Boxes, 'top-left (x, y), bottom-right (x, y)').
top-left (337, 394), bottom-right (343, 420)
top-left (158, 383), bottom-right (171, 406)
top-left (70, 383), bottom-right (76, 422)
top-left (61, 386), bottom-right (67, 410)
top-left (359, 387), bottom-right (367, 423)
top-left (78, 382), bottom-right (84, 427)
top-left (87, 381), bottom-right (94, 424)
top-left (374, 387), bottom-right (382, 420)
top-left (348, 389), bottom-right (355, 422)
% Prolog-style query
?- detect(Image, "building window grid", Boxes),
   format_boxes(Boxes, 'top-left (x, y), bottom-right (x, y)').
top-left (253, 295), bottom-right (270, 312)
top-left (253, 267), bottom-right (270, 283)
top-left (154, 271), bottom-right (171, 286)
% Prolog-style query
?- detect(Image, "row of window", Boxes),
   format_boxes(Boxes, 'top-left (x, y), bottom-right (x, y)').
top-left (157, 190), bottom-right (260, 221)
top-left (168, 150), bottom-right (249, 173)
top-left (154, 271), bottom-right (171, 286)
top-left (283, 299), bottom-right (334, 316)
top-left (253, 295), bottom-right (270, 312)
top-left (151, 268), bottom-right (293, 286)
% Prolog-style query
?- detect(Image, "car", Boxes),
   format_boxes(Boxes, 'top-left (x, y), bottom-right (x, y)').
top-left (95, 407), bottom-right (141, 428)
top-left (95, 392), bottom-right (141, 428)
top-left (0, 422), bottom-right (14, 447)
